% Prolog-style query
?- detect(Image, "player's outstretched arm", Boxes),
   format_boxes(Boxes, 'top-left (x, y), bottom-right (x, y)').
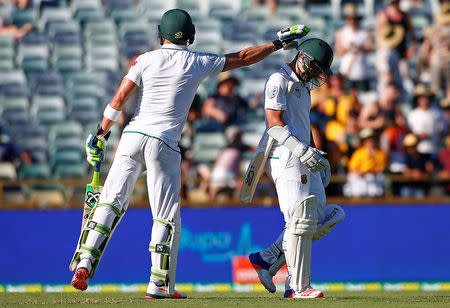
top-left (222, 25), bottom-right (310, 72)
top-left (97, 78), bottom-right (138, 137)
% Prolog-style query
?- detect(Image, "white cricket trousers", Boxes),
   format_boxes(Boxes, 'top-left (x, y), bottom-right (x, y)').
top-left (265, 146), bottom-right (326, 223)
top-left (99, 132), bottom-right (181, 219)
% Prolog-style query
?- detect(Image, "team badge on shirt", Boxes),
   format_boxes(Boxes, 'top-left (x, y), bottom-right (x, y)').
top-left (268, 85), bottom-right (278, 99)
top-left (301, 174), bottom-right (307, 184)
top-left (206, 54), bottom-right (218, 61)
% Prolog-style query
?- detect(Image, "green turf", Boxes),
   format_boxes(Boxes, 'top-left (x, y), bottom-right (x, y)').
top-left (1, 292), bottom-right (450, 308)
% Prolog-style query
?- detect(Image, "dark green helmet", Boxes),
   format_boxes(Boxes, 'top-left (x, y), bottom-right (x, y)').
top-left (297, 38), bottom-right (334, 75)
top-left (158, 9), bottom-right (195, 44)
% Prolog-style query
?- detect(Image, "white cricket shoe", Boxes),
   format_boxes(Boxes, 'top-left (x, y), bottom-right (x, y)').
top-left (248, 252), bottom-right (276, 293)
top-left (284, 286), bottom-right (324, 298)
top-left (145, 281), bottom-right (187, 299)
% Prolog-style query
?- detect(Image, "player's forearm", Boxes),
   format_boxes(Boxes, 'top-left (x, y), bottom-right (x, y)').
top-left (223, 42), bottom-right (276, 71)
top-left (98, 117), bottom-right (115, 138)
top-left (239, 43), bottom-right (277, 66)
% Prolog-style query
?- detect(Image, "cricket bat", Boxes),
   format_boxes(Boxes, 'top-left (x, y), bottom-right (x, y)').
top-left (240, 134), bottom-right (274, 204)
top-left (70, 132), bottom-right (110, 272)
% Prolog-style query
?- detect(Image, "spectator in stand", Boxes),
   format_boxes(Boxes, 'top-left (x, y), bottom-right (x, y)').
top-left (334, 3), bottom-right (373, 92)
top-left (380, 106), bottom-right (408, 174)
top-left (438, 133), bottom-right (450, 194)
top-left (417, 1), bottom-right (450, 96)
top-left (209, 126), bottom-right (251, 201)
top-left (0, 0), bottom-right (33, 41)
top-left (407, 84), bottom-right (441, 158)
top-left (401, 133), bottom-right (434, 198)
top-left (439, 97), bottom-right (450, 137)
top-left (253, 0), bottom-right (278, 18)
top-left (200, 72), bottom-right (248, 131)
top-left (358, 82), bottom-right (399, 131)
top-left (376, 0), bottom-right (417, 96)
top-left (344, 128), bottom-right (388, 197)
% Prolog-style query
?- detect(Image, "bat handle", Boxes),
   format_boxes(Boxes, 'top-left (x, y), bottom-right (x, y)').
top-left (92, 167), bottom-right (101, 187)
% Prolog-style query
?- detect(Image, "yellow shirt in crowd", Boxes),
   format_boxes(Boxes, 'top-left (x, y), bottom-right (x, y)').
top-left (348, 147), bottom-right (388, 174)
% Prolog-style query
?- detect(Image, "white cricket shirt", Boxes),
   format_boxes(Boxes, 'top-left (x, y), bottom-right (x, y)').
top-left (263, 64), bottom-right (311, 145)
top-left (124, 44), bottom-right (225, 144)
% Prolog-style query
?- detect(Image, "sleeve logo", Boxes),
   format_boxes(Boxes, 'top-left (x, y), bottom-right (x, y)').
top-left (206, 54), bottom-right (218, 61)
top-left (131, 60), bottom-right (137, 66)
top-left (268, 85), bottom-right (278, 99)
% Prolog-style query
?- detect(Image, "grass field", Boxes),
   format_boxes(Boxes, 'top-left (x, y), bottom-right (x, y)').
top-left (1, 291), bottom-right (450, 308)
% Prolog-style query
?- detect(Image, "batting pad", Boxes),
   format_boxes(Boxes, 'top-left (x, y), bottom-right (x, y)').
top-left (285, 195), bottom-right (318, 292)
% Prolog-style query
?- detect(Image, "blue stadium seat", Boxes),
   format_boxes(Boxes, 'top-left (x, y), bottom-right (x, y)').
top-left (20, 32), bottom-right (48, 45)
top-left (50, 150), bottom-right (84, 168)
top-left (18, 163), bottom-right (52, 179)
top-left (106, 0), bottom-right (134, 10)
top-left (54, 162), bottom-right (87, 179)
top-left (48, 121), bottom-right (83, 145)
top-left (1, 110), bottom-right (30, 126)
top-left (0, 84), bottom-right (29, 96)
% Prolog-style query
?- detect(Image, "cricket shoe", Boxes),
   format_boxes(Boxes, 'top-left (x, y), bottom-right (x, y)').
top-left (71, 267), bottom-right (89, 291)
top-left (145, 282), bottom-right (187, 299)
top-left (284, 286), bottom-right (323, 298)
top-left (248, 252), bottom-right (276, 293)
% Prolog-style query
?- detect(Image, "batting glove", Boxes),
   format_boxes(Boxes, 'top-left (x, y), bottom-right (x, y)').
top-left (299, 147), bottom-right (330, 173)
top-left (85, 134), bottom-right (108, 168)
top-left (273, 25), bottom-right (310, 50)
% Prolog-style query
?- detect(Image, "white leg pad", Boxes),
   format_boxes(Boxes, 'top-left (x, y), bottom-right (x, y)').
top-left (149, 209), bottom-right (181, 295)
top-left (285, 195), bottom-right (318, 292)
top-left (313, 204), bottom-right (345, 242)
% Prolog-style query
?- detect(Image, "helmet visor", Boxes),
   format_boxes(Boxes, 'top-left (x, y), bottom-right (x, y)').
top-left (309, 62), bottom-right (330, 90)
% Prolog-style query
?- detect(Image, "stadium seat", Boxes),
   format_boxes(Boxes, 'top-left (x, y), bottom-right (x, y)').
top-left (20, 58), bottom-right (49, 72)
top-left (0, 58), bottom-right (15, 71)
top-left (0, 70), bottom-right (27, 86)
top-left (31, 95), bottom-right (65, 118)
top-left (29, 188), bottom-right (66, 208)
top-left (67, 97), bottom-right (98, 113)
top-left (18, 163), bottom-right (52, 179)
top-left (0, 162), bottom-right (17, 180)
top-left (74, 8), bottom-right (105, 23)
top-left (1, 96), bottom-right (29, 114)
top-left (0, 35), bottom-right (14, 50)
top-left (19, 136), bottom-right (49, 161)
top-left (54, 162), bottom-right (87, 179)
top-left (48, 121), bottom-right (83, 145)
top-left (36, 108), bottom-right (66, 126)
top-left (46, 20), bottom-right (80, 40)
top-left (192, 132), bottom-right (227, 163)
top-left (50, 149), bottom-right (84, 168)
top-left (40, 7), bottom-right (73, 31)
top-left (109, 8), bottom-right (137, 23)
top-left (106, 0), bottom-right (134, 11)
top-left (53, 57), bottom-right (83, 73)
top-left (1, 109), bottom-right (30, 126)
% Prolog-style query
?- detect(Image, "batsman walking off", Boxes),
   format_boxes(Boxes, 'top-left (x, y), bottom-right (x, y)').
top-left (69, 8), bottom-right (310, 299)
top-left (241, 38), bottom-right (346, 298)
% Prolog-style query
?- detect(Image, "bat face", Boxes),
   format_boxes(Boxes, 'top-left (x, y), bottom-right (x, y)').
top-left (83, 184), bottom-right (102, 227)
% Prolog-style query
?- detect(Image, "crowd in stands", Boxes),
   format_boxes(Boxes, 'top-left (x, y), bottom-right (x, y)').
top-left (0, 0), bottom-right (449, 206)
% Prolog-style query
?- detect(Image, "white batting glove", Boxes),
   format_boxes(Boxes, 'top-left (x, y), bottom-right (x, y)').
top-left (299, 147), bottom-right (330, 173)
top-left (273, 25), bottom-right (310, 50)
top-left (320, 166), bottom-right (331, 188)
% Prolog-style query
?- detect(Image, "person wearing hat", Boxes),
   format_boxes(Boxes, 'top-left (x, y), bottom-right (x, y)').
top-left (376, 0), bottom-right (417, 95)
top-left (69, 8), bottom-right (310, 298)
top-left (334, 3), bottom-right (373, 91)
top-left (401, 133), bottom-right (433, 198)
top-left (418, 1), bottom-right (450, 95)
top-left (245, 38), bottom-right (346, 299)
top-left (407, 84), bottom-right (441, 158)
top-left (343, 127), bottom-right (388, 197)
top-left (200, 71), bottom-right (247, 130)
